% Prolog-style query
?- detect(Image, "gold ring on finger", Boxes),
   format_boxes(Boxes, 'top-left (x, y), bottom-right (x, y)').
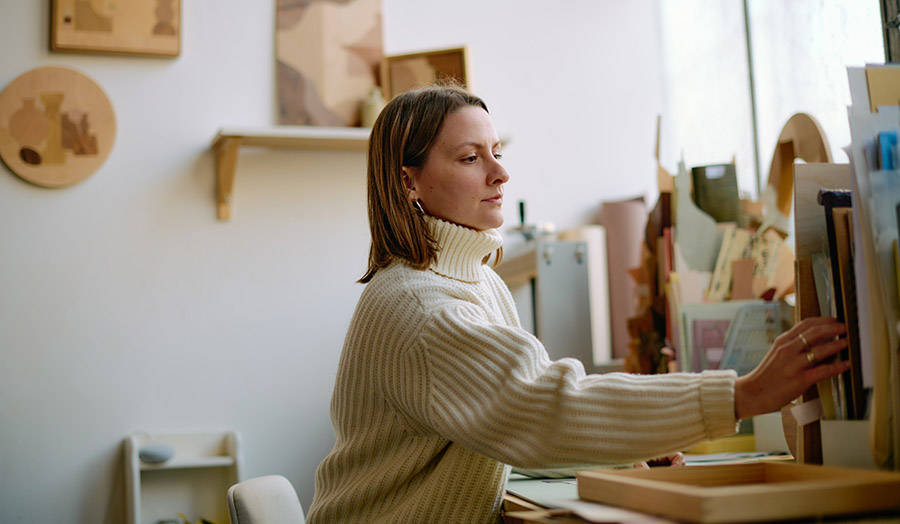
top-left (806, 350), bottom-right (817, 363)
top-left (798, 332), bottom-right (810, 350)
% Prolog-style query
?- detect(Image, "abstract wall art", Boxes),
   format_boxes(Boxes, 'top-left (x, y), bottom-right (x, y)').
top-left (276, 0), bottom-right (383, 126)
top-left (52, 0), bottom-right (180, 57)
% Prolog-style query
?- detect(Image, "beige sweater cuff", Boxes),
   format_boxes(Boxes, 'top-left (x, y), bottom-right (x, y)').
top-left (700, 369), bottom-right (740, 439)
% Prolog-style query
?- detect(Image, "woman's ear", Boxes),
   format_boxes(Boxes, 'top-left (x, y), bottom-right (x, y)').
top-left (401, 166), bottom-right (418, 199)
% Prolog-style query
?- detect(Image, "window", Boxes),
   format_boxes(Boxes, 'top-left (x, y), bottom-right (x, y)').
top-left (659, 0), bottom-right (884, 199)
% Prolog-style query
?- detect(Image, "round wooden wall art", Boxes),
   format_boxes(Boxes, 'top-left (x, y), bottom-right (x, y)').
top-left (0, 66), bottom-right (116, 188)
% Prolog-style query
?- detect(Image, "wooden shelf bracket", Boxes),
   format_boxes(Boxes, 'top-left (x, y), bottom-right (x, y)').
top-left (216, 136), bottom-right (242, 220)
top-left (210, 126), bottom-right (371, 220)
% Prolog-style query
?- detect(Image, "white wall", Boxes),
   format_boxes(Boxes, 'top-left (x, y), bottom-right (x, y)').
top-left (0, 1), bottom-right (663, 522)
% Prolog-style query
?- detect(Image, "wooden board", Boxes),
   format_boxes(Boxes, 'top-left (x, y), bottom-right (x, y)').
top-left (0, 66), bottom-right (116, 188)
top-left (765, 114), bottom-right (833, 219)
top-left (793, 163), bottom-right (851, 261)
top-left (577, 462), bottom-right (900, 523)
top-left (51, 0), bottom-right (180, 57)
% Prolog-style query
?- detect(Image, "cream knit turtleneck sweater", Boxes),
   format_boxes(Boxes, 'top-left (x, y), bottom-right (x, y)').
top-left (307, 217), bottom-right (738, 524)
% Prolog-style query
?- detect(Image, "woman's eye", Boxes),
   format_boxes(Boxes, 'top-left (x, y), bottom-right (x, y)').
top-left (462, 155), bottom-right (477, 163)
top-left (493, 152), bottom-right (503, 160)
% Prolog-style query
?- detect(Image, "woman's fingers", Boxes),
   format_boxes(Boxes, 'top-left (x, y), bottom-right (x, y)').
top-left (641, 453), bottom-right (685, 468)
top-left (776, 317), bottom-right (847, 358)
top-left (807, 356), bottom-right (852, 383)
top-left (735, 316), bottom-right (851, 419)
top-left (799, 321), bottom-right (847, 348)
top-left (803, 335), bottom-right (849, 366)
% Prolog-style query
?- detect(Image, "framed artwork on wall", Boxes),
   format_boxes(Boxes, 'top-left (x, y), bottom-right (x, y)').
top-left (51, 0), bottom-right (181, 57)
top-left (382, 47), bottom-right (470, 100)
top-left (275, 0), bottom-right (383, 127)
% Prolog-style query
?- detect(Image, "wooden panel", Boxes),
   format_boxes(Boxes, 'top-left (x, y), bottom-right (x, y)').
top-left (52, 0), bottom-right (180, 57)
top-left (793, 163), bottom-right (851, 261)
top-left (494, 246), bottom-right (537, 288)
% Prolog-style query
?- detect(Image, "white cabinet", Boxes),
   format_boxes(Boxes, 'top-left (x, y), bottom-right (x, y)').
top-left (497, 233), bottom-right (618, 373)
top-left (124, 431), bottom-right (243, 524)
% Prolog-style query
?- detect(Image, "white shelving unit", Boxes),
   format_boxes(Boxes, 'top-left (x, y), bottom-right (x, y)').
top-left (124, 431), bottom-right (243, 524)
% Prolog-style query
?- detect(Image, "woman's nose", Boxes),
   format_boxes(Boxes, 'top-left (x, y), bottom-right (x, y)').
top-left (490, 160), bottom-right (509, 185)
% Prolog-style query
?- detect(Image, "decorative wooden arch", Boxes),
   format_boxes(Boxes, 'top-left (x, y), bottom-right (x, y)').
top-left (764, 113), bottom-right (832, 224)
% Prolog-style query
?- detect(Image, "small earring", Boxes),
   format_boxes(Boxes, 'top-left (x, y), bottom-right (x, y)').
top-left (413, 199), bottom-right (425, 215)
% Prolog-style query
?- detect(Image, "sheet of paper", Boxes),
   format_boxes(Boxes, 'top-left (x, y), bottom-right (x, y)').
top-left (674, 161), bottom-right (722, 273)
top-left (549, 497), bottom-right (673, 523)
top-left (683, 451), bottom-right (783, 464)
top-left (508, 478), bottom-right (674, 523)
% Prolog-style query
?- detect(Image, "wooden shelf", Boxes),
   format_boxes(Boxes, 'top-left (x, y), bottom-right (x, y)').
top-left (139, 456), bottom-right (235, 471)
top-left (494, 240), bottom-right (539, 287)
top-left (211, 126), bottom-right (371, 220)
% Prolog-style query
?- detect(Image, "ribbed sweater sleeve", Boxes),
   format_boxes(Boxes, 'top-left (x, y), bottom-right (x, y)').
top-left (404, 298), bottom-right (737, 467)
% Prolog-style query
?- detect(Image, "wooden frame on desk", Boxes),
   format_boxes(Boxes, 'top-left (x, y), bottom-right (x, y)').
top-left (576, 462), bottom-right (900, 524)
top-left (502, 493), bottom-right (561, 524)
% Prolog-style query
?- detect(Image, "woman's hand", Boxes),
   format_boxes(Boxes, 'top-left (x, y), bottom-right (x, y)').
top-left (733, 316), bottom-right (850, 420)
top-left (634, 452), bottom-right (685, 469)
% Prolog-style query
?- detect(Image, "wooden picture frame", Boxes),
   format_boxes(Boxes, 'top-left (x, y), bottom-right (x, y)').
top-left (381, 47), bottom-right (470, 100)
top-left (51, 0), bottom-right (181, 57)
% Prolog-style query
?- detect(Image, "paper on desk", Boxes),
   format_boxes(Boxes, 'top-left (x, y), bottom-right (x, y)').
top-left (683, 451), bottom-right (784, 465)
top-left (539, 497), bottom-right (673, 523)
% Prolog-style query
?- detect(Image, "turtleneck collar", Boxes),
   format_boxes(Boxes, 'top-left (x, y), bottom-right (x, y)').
top-left (426, 216), bottom-right (503, 283)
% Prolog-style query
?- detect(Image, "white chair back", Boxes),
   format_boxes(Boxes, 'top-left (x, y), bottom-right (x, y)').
top-left (227, 475), bottom-right (305, 524)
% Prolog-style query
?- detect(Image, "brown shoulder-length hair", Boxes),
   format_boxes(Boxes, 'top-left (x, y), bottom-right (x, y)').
top-left (359, 83), bottom-right (502, 283)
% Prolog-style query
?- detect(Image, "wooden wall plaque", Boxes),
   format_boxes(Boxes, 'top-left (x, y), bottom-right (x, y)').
top-left (0, 66), bottom-right (116, 188)
top-left (51, 0), bottom-right (180, 57)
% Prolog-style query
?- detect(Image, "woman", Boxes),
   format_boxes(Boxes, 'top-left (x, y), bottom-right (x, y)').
top-left (306, 84), bottom-right (849, 523)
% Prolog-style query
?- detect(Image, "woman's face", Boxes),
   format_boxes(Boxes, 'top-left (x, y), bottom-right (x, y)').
top-left (404, 106), bottom-right (508, 231)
